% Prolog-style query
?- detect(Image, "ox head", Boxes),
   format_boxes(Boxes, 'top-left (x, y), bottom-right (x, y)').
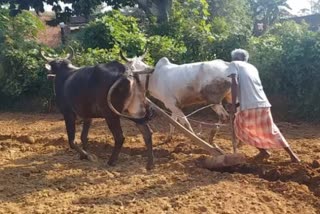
top-left (40, 47), bottom-right (77, 80)
top-left (107, 66), bottom-right (153, 123)
top-left (120, 50), bottom-right (154, 84)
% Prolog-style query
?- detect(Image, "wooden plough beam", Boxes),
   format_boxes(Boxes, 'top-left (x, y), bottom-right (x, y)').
top-left (147, 98), bottom-right (225, 156)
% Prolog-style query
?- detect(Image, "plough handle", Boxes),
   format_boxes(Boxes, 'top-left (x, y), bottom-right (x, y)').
top-left (230, 112), bottom-right (237, 153)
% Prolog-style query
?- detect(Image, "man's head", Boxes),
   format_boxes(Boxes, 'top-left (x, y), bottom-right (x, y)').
top-left (231, 49), bottom-right (249, 62)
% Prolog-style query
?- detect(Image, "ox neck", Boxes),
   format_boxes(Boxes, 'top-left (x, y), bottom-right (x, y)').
top-left (53, 70), bottom-right (75, 95)
top-left (57, 69), bottom-right (75, 80)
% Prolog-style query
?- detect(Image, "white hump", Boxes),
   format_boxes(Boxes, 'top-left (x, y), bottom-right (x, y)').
top-left (156, 57), bottom-right (171, 68)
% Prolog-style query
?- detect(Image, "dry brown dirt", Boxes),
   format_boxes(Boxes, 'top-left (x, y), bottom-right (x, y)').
top-left (0, 112), bottom-right (320, 214)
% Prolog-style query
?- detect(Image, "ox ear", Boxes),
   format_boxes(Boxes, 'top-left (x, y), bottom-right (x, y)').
top-left (45, 63), bottom-right (52, 71)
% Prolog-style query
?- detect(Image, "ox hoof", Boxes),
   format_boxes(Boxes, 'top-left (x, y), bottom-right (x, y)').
top-left (79, 153), bottom-right (88, 160)
top-left (69, 145), bottom-right (77, 150)
top-left (146, 162), bottom-right (154, 170)
top-left (87, 154), bottom-right (98, 162)
top-left (79, 153), bottom-right (98, 162)
top-left (107, 160), bottom-right (116, 167)
top-left (82, 145), bottom-right (89, 152)
top-left (164, 136), bottom-right (173, 144)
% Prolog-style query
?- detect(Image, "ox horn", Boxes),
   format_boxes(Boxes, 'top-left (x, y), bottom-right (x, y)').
top-left (107, 77), bottom-right (148, 121)
top-left (40, 50), bottom-right (55, 62)
top-left (65, 46), bottom-right (74, 60)
top-left (139, 48), bottom-right (148, 60)
top-left (119, 50), bottom-right (130, 62)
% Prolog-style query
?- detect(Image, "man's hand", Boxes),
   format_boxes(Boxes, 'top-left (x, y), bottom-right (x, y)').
top-left (225, 103), bottom-right (237, 115)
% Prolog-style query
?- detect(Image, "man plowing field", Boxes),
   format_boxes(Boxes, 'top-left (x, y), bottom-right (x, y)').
top-left (227, 49), bottom-right (300, 163)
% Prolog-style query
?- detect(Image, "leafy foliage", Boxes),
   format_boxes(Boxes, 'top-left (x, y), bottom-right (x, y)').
top-left (1, 0), bottom-right (320, 121)
top-left (249, 21), bottom-right (320, 120)
top-left (208, 0), bottom-right (253, 36)
top-left (0, 9), bottom-right (50, 109)
top-left (147, 35), bottom-right (187, 64)
top-left (249, 0), bottom-right (290, 36)
top-left (0, 9), bottom-right (44, 44)
top-left (78, 10), bottom-right (147, 57)
top-left (0, 0), bottom-right (124, 16)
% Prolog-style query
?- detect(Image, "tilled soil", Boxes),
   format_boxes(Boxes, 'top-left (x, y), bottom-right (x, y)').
top-left (0, 112), bottom-right (320, 214)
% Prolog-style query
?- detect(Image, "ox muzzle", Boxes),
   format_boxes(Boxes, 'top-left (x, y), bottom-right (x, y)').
top-left (107, 75), bottom-right (153, 124)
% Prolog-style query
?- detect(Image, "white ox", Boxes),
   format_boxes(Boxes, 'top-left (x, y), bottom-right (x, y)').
top-left (121, 53), bottom-right (232, 137)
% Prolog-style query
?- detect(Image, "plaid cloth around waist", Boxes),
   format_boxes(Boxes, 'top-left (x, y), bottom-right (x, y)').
top-left (234, 107), bottom-right (289, 149)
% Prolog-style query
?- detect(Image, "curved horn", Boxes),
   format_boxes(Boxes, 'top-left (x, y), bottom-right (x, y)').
top-left (65, 46), bottom-right (74, 60)
top-left (40, 50), bottom-right (55, 62)
top-left (139, 48), bottom-right (148, 60)
top-left (107, 77), bottom-right (147, 120)
top-left (119, 50), bottom-right (130, 62)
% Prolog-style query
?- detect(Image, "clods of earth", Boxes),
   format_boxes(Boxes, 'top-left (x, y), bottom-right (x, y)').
top-left (0, 112), bottom-right (320, 213)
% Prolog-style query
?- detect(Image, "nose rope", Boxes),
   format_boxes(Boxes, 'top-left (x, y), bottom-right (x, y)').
top-left (52, 80), bottom-right (56, 96)
top-left (145, 74), bottom-right (150, 92)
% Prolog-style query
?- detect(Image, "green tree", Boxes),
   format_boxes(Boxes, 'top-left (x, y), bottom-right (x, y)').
top-left (0, 0), bottom-right (172, 24)
top-left (0, 9), bottom-right (49, 107)
top-left (0, 8), bottom-right (44, 45)
top-left (310, 0), bottom-right (320, 13)
top-left (250, 0), bottom-right (291, 36)
top-left (249, 21), bottom-right (320, 120)
top-left (208, 0), bottom-right (253, 36)
top-left (77, 10), bottom-right (147, 56)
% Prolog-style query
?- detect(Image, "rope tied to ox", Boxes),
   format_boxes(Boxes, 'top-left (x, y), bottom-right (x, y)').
top-left (151, 104), bottom-right (229, 136)
top-left (155, 104), bottom-right (229, 127)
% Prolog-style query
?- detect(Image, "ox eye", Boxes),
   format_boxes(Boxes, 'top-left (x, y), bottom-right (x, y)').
top-left (45, 64), bottom-right (52, 71)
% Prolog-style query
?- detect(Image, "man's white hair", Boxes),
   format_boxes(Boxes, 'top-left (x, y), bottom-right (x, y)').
top-left (231, 49), bottom-right (249, 62)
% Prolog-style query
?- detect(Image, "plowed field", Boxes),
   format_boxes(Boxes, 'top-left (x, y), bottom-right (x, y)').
top-left (0, 112), bottom-right (319, 214)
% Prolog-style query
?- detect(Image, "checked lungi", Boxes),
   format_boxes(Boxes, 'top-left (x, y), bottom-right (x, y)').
top-left (234, 107), bottom-right (289, 149)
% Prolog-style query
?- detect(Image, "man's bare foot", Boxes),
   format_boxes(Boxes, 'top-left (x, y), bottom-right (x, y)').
top-left (253, 149), bottom-right (271, 162)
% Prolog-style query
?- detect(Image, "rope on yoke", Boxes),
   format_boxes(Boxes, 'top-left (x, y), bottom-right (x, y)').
top-left (185, 104), bottom-right (215, 118)
top-left (187, 118), bottom-right (228, 127)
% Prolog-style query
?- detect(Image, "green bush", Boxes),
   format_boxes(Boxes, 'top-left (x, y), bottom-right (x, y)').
top-left (147, 35), bottom-right (187, 64)
top-left (146, 1), bottom-right (248, 63)
top-left (72, 46), bottom-right (121, 67)
top-left (0, 9), bottom-right (51, 110)
top-left (77, 10), bottom-right (147, 57)
top-left (0, 42), bottom-right (52, 108)
top-left (249, 21), bottom-right (320, 120)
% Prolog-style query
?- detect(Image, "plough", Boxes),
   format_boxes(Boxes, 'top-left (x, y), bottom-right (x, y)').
top-left (147, 98), bottom-right (245, 169)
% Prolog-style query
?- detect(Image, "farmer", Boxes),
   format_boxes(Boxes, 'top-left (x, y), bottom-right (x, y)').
top-left (227, 49), bottom-right (300, 163)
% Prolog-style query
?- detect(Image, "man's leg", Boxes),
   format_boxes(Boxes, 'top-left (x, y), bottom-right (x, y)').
top-left (254, 148), bottom-right (271, 161)
top-left (266, 108), bottom-right (300, 163)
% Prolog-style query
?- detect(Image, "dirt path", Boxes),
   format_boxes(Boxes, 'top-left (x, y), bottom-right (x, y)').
top-left (0, 112), bottom-right (319, 213)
